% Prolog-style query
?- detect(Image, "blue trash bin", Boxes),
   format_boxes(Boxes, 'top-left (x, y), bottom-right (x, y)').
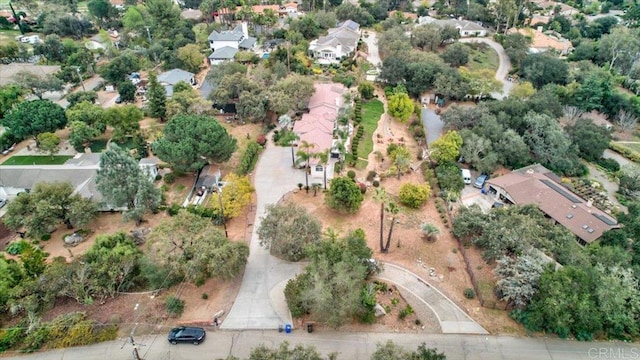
top-left (285, 324), bottom-right (292, 334)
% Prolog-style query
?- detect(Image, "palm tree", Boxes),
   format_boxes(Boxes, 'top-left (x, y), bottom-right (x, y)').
top-left (421, 223), bottom-right (440, 242)
top-left (295, 140), bottom-right (315, 193)
top-left (316, 149), bottom-right (329, 189)
top-left (384, 202), bottom-right (400, 252)
top-left (311, 183), bottom-right (322, 196)
top-left (373, 188), bottom-right (387, 253)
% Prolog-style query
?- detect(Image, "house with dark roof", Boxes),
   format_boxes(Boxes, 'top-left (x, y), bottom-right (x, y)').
top-left (485, 164), bottom-right (619, 245)
top-left (0, 64), bottom-right (61, 86)
top-left (0, 153), bottom-right (158, 211)
top-left (207, 22), bottom-right (257, 65)
top-left (157, 68), bottom-right (196, 97)
top-left (308, 20), bottom-right (360, 64)
top-left (418, 16), bottom-right (487, 37)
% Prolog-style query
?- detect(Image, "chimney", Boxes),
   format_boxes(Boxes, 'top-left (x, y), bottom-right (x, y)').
top-left (536, 26), bottom-right (543, 33)
top-left (586, 199), bottom-right (593, 207)
top-left (241, 22), bottom-right (249, 39)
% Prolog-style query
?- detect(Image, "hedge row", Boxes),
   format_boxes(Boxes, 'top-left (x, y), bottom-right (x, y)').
top-left (609, 143), bottom-right (640, 164)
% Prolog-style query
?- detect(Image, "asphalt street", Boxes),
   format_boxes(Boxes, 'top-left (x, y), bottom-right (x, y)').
top-left (3, 330), bottom-right (638, 360)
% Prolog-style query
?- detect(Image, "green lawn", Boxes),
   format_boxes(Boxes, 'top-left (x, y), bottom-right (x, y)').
top-left (1, 155), bottom-right (74, 165)
top-left (620, 142), bottom-right (640, 153)
top-left (356, 99), bottom-right (384, 169)
top-left (467, 43), bottom-right (499, 73)
top-left (0, 29), bottom-right (21, 46)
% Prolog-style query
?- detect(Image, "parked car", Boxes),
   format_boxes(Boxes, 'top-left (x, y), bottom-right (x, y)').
top-left (461, 169), bottom-right (471, 185)
top-left (0, 199), bottom-right (6, 209)
top-left (474, 173), bottom-right (489, 189)
top-left (115, 96), bottom-right (122, 104)
top-left (167, 326), bottom-right (206, 345)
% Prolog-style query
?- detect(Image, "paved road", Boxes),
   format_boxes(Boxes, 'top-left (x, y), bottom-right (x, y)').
top-left (5, 330), bottom-right (638, 360)
top-left (377, 263), bottom-right (488, 334)
top-left (459, 37), bottom-right (513, 100)
top-left (220, 136), bottom-right (305, 330)
top-left (362, 31), bottom-right (381, 68)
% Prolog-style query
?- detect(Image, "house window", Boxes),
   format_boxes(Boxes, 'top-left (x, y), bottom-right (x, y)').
top-left (315, 165), bottom-right (323, 172)
top-left (321, 52), bottom-right (334, 59)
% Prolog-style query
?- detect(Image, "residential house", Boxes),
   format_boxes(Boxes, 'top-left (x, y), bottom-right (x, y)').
top-left (509, 27), bottom-right (573, 56)
top-left (109, 0), bottom-right (125, 10)
top-left (157, 68), bottom-right (196, 97)
top-left (0, 153), bottom-right (158, 211)
top-left (85, 30), bottom-right (120, 50)
top-left (532, 0), bottom-right (579, 17)
top-left (485, 164), bottom-right (618, 245)
top-left (418, 16), bottom-right (487, 37)
top-left (180, 8), bottom-right (203, 21)
top-left (282, 2), bottom-right (300, 15)
top-left (308, 20), bottom-right (360, 64)
top-left (293, 83), bottom-right (348, 184)
top-left (0, 63), bottom-right (61, 86)
top-left (207, 22), bottom-right (257, 65)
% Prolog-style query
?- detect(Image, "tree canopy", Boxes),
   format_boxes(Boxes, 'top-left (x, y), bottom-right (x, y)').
top-left (2, 100), bottom-right (67, 141)
top-left (325, 177), bottom-right (364, 213)
top-left (153, 114), bottom-right (237, 172)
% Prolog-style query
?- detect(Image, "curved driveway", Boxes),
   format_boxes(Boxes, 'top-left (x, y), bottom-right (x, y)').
top-left (459, 37), bottom-right (513, 100)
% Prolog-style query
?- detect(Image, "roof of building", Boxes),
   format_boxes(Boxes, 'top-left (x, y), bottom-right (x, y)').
top-left (418, 16), bottom-right (486, 32)
top-left (309, 20), bottom-right (360, 54)
top-left (283, 2), bottom-right (299, 9)
top-left (239, 37), bottom-right (257, 49)
top-left (509, 27), bottom-right (572, 53)
top-left (209, 46), bottom-right (238, 60)
top-left (0, 63), bottom-right (61, 86)
top-left (181, 8), bottom-right (203, 20)
top-left (236, 4), bottom-right (280, 13)
top-left (157, 68), bottom-right (194, 86)
top-left (532, 0), bottom-right (578, 14)
top-left (208, 24), bottom-right (245, 42)
top-left (293, 83), bottom-right (346, 153)
top-left (486, 164), bottom-right (618, 243)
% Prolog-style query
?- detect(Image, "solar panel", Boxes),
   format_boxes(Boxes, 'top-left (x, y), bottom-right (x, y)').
top-left (540, 179), bottom-right (581, 203)
top-left (593, 213), bottom-right (617, 226)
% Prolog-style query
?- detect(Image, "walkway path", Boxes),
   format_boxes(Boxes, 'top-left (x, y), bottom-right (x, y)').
top-left (220, 137), bottom-right (305, 330)
top-left (377, 262), bottom-right (488, 334)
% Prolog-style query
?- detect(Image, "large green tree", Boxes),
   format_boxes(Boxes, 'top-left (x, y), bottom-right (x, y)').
top-left (103, 105), bottom-right (143, 141)
top-left (153, 114), bottom-right (237, 172)
top-left (520, 54), bottom-right (568, 89)
top-left (565, 118), bottom-right (611, 162)
top-left (258, 203), bottom-right (322, 261)
top-left (146, 211), bottom-right (249, 282)
top-left (13, 71), bottom-right (64, 100)
top-left (325, 177), bottom-right (364, 213)
top-left (147, 72), bottom-right (167, 121)
top-left (2, 99), bottom-right (67, 142)
top-left (96, 144), bottom-right (161, 223)
top-left (0, 84), bottom-right (24, 118)
top-left (2, 182), bottom-right (97, 239)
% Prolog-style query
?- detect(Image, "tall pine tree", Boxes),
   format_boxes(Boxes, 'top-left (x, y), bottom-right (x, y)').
top-left (147, 72), bottom-right (167, 121)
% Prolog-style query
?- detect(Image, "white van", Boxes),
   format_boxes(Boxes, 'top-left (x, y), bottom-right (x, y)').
top-left (461, 169), bottom-right (471, 185)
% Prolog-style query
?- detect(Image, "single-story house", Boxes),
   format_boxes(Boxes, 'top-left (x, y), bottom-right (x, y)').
top-left (418, 16), bottom-right (487, 37)
top-left (531, 0), bottom-right (579, 16)
top-left (293, 83), bottom-right (349, 184)
top-left (308, 20), bottom-right (360, 64)
top-left (0, 63), bottom-right (61, 86)
top-left (207, 22), bottom-right (257, 65)
top-left (0, 153), bottom-right (158, 211)
top-left (508, 27), bottom-right (573, 56)
top-left (157, 68), bottom-right (196, 97)
top-left (485, 164), bottom-right (619, 245)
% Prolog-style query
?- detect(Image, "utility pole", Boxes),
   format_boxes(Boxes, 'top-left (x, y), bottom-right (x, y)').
top-left (145, 26), bottom-right (152, 43)
top-left (9, 3), bottom-right (25, 35)
top-left (216, 185), bottom-right (228, 238)
top-left (129, 336), bottom-right (143, 360)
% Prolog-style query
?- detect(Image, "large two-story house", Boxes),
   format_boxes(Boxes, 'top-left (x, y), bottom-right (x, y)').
top-left (308, 20), bottom-right (360, 64)
top-left (207, 22), bottom-right (257, 65)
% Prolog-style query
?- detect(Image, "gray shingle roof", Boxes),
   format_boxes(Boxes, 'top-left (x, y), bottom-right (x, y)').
top-left (239, 37), bottom-right (257, 49)
top-left (208, 46), bottom-right (238, 60)
top-left (208, 24), bottom-right (244, 41)
top-left (0, 165), bottom-right (102, 202)
top-left (157, 68), bottom-right (195, 86)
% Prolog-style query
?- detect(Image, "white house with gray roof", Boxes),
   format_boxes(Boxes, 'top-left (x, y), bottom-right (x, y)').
top-left (207, 22), bottom-right (257, 65)
top-left (157, 68), bottom-right (196, 97)
top-left (418, 16), bottom-right (487, 37)
top-left (308, 20), bottom-right (360, 64)
top-left (0, 153), bottom-right (158, 211)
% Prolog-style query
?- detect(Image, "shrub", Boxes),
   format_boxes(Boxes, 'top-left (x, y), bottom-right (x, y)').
top-left (0, 327), bottom-right (23, 352)
top-left (201, 293), bottom-right (208, 299)
top-left (166, 203), bottom-right (181, 216)
top-left (464, 288), bottom-right (476, 299)
top-left (237, 141), bottom-right (262, 175)
top-left (347, 170), bottom-right (356, 179)
top-left (399, 183), bottom-right (431, 208)
top-left (366, 170), bottom-right (377, 181)
top-left (595, 157), bottom-right (620, 172)
top-left (165, 296), bottom-right (185, 317)
top-left (164, 172), bottom-right (176, 184)
top-left (40, 234), bottom-right (51, 241)
top-left (256, 134), bottom-right (267, 147)
top-left (155, 174), bottom-right (163, 181)
top-left (284, 273), bottom-right (311, 318)
top-left (5, 240), bottom-right (29, 255)
top-left (398, 305), bottom-right (414, 320)
top-left (372, 180), bottom-right (380, 187)
top-left (358, 182), bottom-right (367, 194)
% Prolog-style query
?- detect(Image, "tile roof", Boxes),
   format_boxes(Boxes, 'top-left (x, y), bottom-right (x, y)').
top-left (293, 83), bottom-right (346, 153)
top-left (239, 37), bottom-right (257, 49)
top-left (309, 20), bottom-right (360, 55)
top-left (486, 164), bottom-right (618, 243)
top-left (418, 16), bottom-right (486, 32)
top-left (509, 27), bottom-right (572, 53)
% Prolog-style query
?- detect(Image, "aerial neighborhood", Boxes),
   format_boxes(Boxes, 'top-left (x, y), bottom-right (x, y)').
top-left (1, 0), bottom-right (640, 358)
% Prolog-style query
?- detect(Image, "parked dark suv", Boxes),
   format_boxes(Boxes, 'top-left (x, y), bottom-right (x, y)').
top-left (168, 326), bottom-right (206, 345)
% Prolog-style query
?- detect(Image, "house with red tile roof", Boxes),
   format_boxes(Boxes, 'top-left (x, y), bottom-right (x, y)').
top-left (293, 83), bottom-right (349, 185)
top-left (509, 27), bottom-right (573, 56)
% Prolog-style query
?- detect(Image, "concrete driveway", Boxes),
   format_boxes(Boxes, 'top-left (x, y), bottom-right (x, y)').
top-left (362, 31), bottom-right (381, 68)
top-left (459, 38), bottom-right (513, 100)
top-left (220, 137), bottom-right (306, 330)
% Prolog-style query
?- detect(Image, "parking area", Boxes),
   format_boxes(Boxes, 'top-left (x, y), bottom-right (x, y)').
top-left (459, 170), bottom-right (494, 212)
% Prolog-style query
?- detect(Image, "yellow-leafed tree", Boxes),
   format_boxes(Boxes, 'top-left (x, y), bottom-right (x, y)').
top-left (207, 173), bottom-right (254, 219)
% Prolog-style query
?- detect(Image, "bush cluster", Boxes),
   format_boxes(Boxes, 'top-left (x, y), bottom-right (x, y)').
top-left (610, 143), bottom-right (640, 163)
top-left (399, 183), bottom-right (431, 209)
top-left (237, 141), bottom-right (262, 175)
top-left (595, 157), bottom-right (620, 172)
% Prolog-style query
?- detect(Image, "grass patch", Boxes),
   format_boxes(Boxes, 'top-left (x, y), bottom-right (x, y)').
top-left (467, 43), bottom-right (499, 72)
top-left (355, 158), bottom-right (368, 170)
top-left (357, 99), bottom-right (384, 164)
top-left (1, 155), bottom-right (74, 165)
top-left (619, 142), bottom-right (640, 153)
top-left (0, 29), bottom-right (21, 45)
